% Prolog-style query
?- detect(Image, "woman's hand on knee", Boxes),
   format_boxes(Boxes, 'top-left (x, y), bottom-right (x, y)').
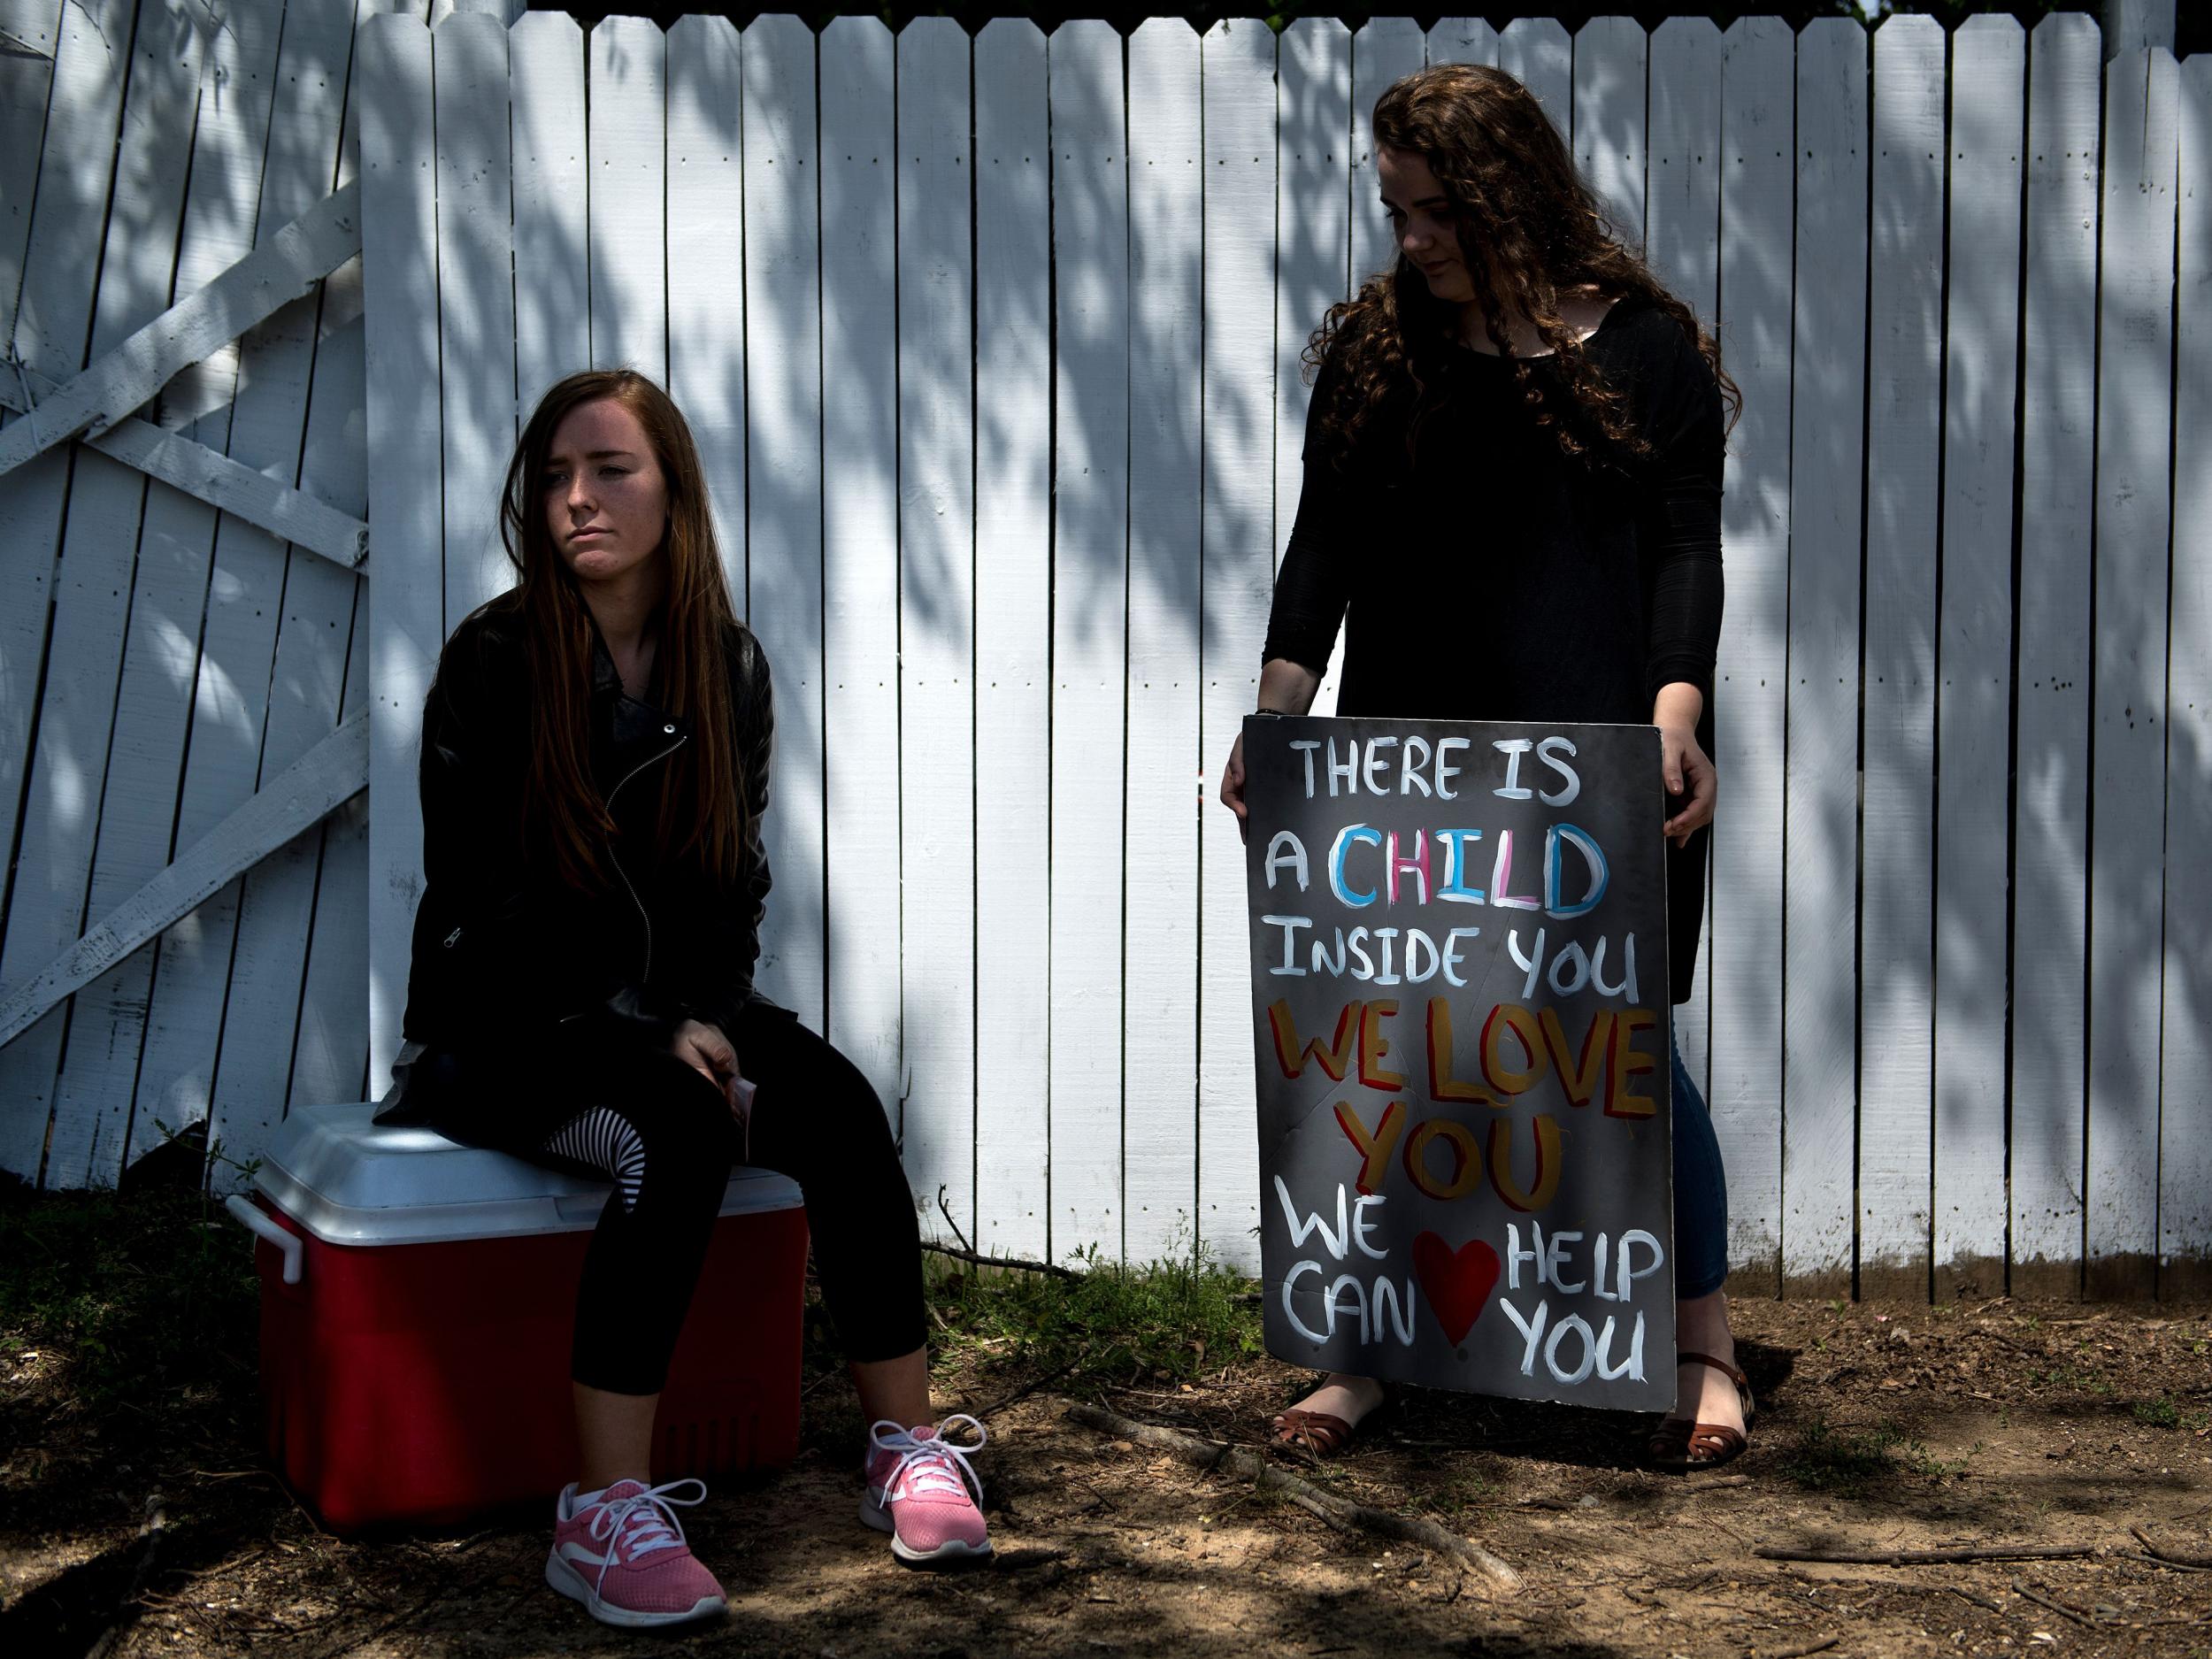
top-left (671, 1018), bottom-right (741, 1095)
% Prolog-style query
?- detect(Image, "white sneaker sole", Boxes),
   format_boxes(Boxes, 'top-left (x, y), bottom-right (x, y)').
top-left (543, 1550), bottom-right (727, 1627)
top-left (858, 1492), bottom-right (995, 1567)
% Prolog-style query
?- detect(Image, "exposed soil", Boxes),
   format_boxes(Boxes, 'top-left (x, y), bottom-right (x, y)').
top-left (6, 1267), bottom-right (2210, 1658)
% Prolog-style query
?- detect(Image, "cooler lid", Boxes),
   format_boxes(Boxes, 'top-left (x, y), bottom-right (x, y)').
top-left (254, 1102), bottom-right (803, 1246)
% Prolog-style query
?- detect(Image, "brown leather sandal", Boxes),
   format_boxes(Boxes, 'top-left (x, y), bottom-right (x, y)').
top-left (1647, 1350), bottom-right (1755, 1471)
top-left (1269, 1380), bottom-right (1398, 1457)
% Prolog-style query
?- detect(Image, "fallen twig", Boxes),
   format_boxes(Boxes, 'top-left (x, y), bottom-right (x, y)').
top-left (2131, 1524), bottom-right (2212, 1569)
top-left (1067, 1402), bottom-right (1518, 1589)
top-left (1947, 1585), bottom-right (2003, 1613)
top-left (921, 1238), bottom-right (1081, 1281)
top-left (1755, 1543), bottom-right (2095, 1567)
top-left (2008, 1580), bottom-right (2091, 1627)
top-left (1765, 1640), bottom-right (1839, 1659)
top-left (83, 1494), bottom-right (167, 1659)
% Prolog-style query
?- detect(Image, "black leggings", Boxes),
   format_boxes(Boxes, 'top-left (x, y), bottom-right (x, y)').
top-left (411, 1002), bottom-right (926, 1394)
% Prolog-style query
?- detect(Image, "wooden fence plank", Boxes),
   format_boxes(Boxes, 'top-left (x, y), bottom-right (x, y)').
top-left (1779, 19), bottom-right (1866, 1297)
top-left (1709, 15), bottom-right (1793, 1291)
top-left (972, 18), bottom-right (1052, 1259)
top-left (360, 9), bottom-right (441, 1079)
top-left (2086, 48), bottom-right (2178, 1299)
top-left (1349, 17), bottom-right (1424, 295)
top-left (898, 15), bottom-right (976, 1241)
top-left (2162, 50), bottom-right (2212, 1295)
top-left (0, 381), bottom-right (365, 567)
top-left (130, 0), bottom-right (364, 1172)
top-left (0, 715), bottom-right (367, 1052)
top-left (1573, 16), bottom-right (1647, 245)
top-left (741, 13), bottom-right (825, 1035)
top-left (666, 14), bottom-right (745, 593)
top-left (0, 183), bottom-right (363, 480)
top-left (62, 0), bottom-right (302, 1168)
top-left (1047, 19), bottom-right (1129, 1262)
top-left (0, 0), bottom-right (139, 1080)
top-left (509, 7), bottom-right (587, 417)
top-left (1856, 12), bottom-right (1945, 1298)
top-left (0, 0), bottom-right (65, 342)
top-left (818, 16), bottom-right (901, 1129)
top-left (1646, 16), bottom-right (1721, 1099)
top-left (1499, 17), bottom-right (1571, 143)
top-left (434, 11), bottom-right (514, 630)
top-left (0, 0), bottom-right (211, 1184)
top-left (2009, 12), bottom-right (2100, 1297)
top-left (1197, 16), bottom-right (1275, 1273)
top-left (588, 14), bottom-right (665, 384)
top-left (1124, 18), bottom-right (1202, 1262)
top-left (1276, 16), bottom-right (1348, 583)
top-left (1426, 16), bottom-right (1499, 68)
top-left (1933, 16), bottom-right (2025, 1299)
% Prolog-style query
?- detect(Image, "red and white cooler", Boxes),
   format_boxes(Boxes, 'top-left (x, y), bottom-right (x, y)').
top-left (227, 1102), bottom-right (807, 1532)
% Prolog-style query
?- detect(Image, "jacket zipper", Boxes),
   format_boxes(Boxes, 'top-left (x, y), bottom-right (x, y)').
top-left (604, 728), bottom-right (687, 982)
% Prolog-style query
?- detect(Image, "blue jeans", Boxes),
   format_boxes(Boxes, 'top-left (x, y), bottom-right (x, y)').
top-left (1670, 1026), bottom-right (1730, 1300)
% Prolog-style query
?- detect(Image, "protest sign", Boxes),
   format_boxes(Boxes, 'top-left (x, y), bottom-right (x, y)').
top-left (1241, 716), bottom-right (1676, 1412)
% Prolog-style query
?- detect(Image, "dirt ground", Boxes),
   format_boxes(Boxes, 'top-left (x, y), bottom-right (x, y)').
top-left (6, 1279), bottom-right (2211, 1659)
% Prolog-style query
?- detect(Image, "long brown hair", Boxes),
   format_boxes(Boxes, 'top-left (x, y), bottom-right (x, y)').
top-left (491, 368), bottom-right (748, 892)
top-left (1309, 63), bottom-right (1740, 470)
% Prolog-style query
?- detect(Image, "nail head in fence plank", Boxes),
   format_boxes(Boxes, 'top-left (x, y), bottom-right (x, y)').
top-left (359, 10), bottom-right (442, 1077)
top-left (588, 13), bottom-right (666, 384)
top-left (0, 714), bottom-right (370, 1053)
top-left (1708, 14), bottom-right (1793, 1292)
top-left (0, 182), bottom-right (364, 479)
top-left (741, 11), bottom-right (826, 1033)
top-left (973, 17), bottom-right (1052, 1263)
top-left (1124, 18), bottom-right (1204, 1263)
top-left (2085, 48), bottom-right (2177, 1300)
top-left (1048, 17), bottom-right (1132, 1261)
top-left (898, 14), bottom-right (977, 1244)
top-left (2009, 12), bottom-right (2101, 1298)
top-left (2161, 50), bottom-right (2212, 1295)
top-left (1196, 17), bottom-right (1276, 1274)
top-left (1857, 12), bottom-right (1944, 1300)
top-left (1933, 16), bottom-right (2026, 1298)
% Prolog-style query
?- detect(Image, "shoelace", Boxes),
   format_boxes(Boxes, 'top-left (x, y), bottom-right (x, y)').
top-left (868, 1415), bottom-right (987, 1507)
top-left (581, 1478), bottom-right (707, 1592)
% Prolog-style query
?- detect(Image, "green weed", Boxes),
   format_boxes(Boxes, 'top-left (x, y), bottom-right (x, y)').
top-left (1779, 1418), bottom-right (1971, 1494)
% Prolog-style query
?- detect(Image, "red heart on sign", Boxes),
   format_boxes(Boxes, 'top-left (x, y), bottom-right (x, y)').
top-left (1412, 1233), bottom-right (1502, 1347)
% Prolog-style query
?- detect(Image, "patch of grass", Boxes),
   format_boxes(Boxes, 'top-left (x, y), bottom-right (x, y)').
top-left (2130, 1396), bottom-right (2210, 1432)
top-left (2029, 1363), bottom-right (2115, 1396)
top-left (919, 1239), bottom-right (1265, 1391)
top-left (0, 1183), bottom-right (259, 1415)
top-left (1779, 1418), bottom-right (1971, 1494)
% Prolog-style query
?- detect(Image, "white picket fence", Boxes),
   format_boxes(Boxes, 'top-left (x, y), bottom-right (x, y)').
top-left (2, 3), bottom-right (2206, 1300)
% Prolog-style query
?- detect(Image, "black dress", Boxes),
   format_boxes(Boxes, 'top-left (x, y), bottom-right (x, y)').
top-left (1262, 295), bottom-right (1725, 1002)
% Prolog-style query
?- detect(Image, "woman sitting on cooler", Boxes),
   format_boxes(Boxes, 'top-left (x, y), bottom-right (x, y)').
top-left (379, 369), bottom-right (988, 1628)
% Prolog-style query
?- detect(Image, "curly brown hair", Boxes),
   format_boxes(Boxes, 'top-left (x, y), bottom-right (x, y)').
top-left (1308, 63), bottom-right (1740, 471)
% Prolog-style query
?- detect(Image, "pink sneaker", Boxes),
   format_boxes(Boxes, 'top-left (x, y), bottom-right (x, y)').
top-left (859, 1416), bottom-right (993, 1566)
top-left (544, 1477), bottom-right (727, 1627)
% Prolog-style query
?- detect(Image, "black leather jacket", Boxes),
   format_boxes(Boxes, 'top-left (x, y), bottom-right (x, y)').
top-left (398, 601), bottom-right (775, 1055)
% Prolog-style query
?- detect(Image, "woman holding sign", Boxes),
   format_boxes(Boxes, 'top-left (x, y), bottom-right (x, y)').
top-left (380, 371), bottom-right (990, 1627)
top-left (1217, 65), bottom-right (1746, 1470)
